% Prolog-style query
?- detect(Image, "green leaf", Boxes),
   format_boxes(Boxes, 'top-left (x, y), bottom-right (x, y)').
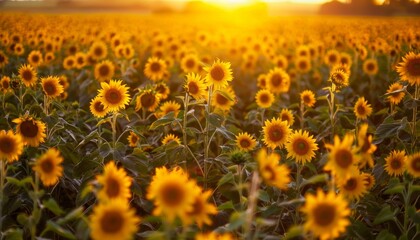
top-left (227, 212), bottom-right (246, 231)
top-left (6, 176), bottom-right (33, 187)
top-left (284, 225), bottom-right (304, 240)
top-left (375, 230), bottom-right (397, 240)
top-left (17, 213), bottom-right (29, 225)
top-left (217, 172), bottom-right (234, 188)
top-left (208, 113), bottom-right (223, 127)
top-left (373, 205), bottom-right (398, 225)
top-left (43, 221), bottom-right (77, 240)
top-left (57, 207), bottom-right (84, 225)
top-left (258, 190), bottom-right (270, 202)
top-left (3, 228), bottom-right (23, 240)
top-left (384, 184), bottom-right (405, 195)
top-left (218, 201), bottom-right (235, 210)
top-left (301, 174), bottom-right (328, 187)
top-left (408, 206), bottom-right (420, 224)
top-left (149, 112), bottom-right (175, 130)
top-left (374, 117), bottom-right (408, 144)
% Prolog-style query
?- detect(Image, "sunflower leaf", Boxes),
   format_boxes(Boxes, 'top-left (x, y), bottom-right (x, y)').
top-left (43, 198), bottom-right (65, 216)
top-left (373, 205), bottom-right (398, 225)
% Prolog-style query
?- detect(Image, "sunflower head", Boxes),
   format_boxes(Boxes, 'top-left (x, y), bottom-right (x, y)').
top-left (263, 118), bottom-right (291, 149)
top-left (257, 148), bottom-right (291, 190)
top-left (162, 134), bottom-right (181, 145)
top-left (212, 88), bottom-right (236, 112)
top-left (324, 49), bottom-right (340, 67)
top-left (266, 67), bottom-right (290, 94)
top-left (89, 41), bottom-right (108, 60)
top-left (13, 115), bottom-right (46, 147)
top-left (41, 76), bottom-right (64, 98)
top-left (184, 185), bottom-right (217, 228)
top-left (154, 82), bottom-right (170, 100)
top-left (19, 64), bottom-right (38, 87)
top-left (33, 148), bottom-right (63, 186)
top-left (386, 82), bottom-right (406, 105)
top-left (156, 100), bottom-right (181, 118)
top-left (361, 172), bottom-right (375, 190)
top-left (363, 59), bottom-right (379, 76)
top-left (144, 57), bottom-right (168, 82)
top-left (329, 69), bottom-right (349, 90)
top-left (0, 130), bottom-right (24, 163)
top-left (127, 131), bottom-right (139, 148)
top-left (1, 76), bottom-right (12, 93)
top-left (96, 161), bottom-right (132, 201)
top-left (90, 96), bottom-right (109, 118)
top-left (98, 80), bottom-right (131, 112)
top-left (204, 59), bottom-right (233, 89)
top-left (406, 152), bottom-right (420, 178)
top-left (135, 89), bottom-right (160, 112)
top-left (337, 172), bottom-right (368, 201)
top-left (63, 55), bottom-right (76, 70)
top-left (257, 74), bottom-right (267, 89)
top-left (286, 130), bottom-right (318, 164)
top-left (94, 60), bottom-right (115, 82)
top-left (295, 57), bottom-right (311, 73)
top-left (185, 73), bottom-right (207, 100)
top-left (235, 132), bottom-right (257, 152)
top-left (300, 90), bottom-right (316, 108)
top-left (181, 54), bottom-right (200, 73)
top-left (28, 50), bottom-right (43, 67)
top-left (354, 97), bottom-right (372, 120)
top-left (279, 109), bottom-right (295, 126)
top-left (0, 50), bottom-right (9, 68)
top-left (396, 52), bottom-right (420, 86)
top-left (255, 89), bottom-right (275, 109)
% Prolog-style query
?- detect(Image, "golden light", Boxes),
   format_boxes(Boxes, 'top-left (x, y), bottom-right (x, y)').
top-left (204, 0), bottom-right (254, 8)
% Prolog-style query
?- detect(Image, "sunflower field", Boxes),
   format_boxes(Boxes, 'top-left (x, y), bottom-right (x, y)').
top-left (0, 12), bottom-right (419, 240)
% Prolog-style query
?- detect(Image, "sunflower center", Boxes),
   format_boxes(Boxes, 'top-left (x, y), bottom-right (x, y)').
top-left (100, 210), bottom-right (124, 234)
top-left (303, 95), bottom-right (311, 104)
top-left (343, 178), bottom-right (357, 191)
top-left (293, 139), bottom-right (309, 155)
top-left (313, 203), bottom-right (336, 227)
top-left (298, 61), bottom-right (307, 70)
top-left (263, 165), bottom-right (276, 181)
top-left (150, 62), bottom-right (161, 72)
top-left (44, 81), bottom-right (57, 96)
top-left (105, 89), bottom-right (122, 104)
top-left (94, 47), bottom-right (103, 57)
top-left (105, 177), bottom-right (121, 198)
top-left (216, 94), bottom-right (229, 105)
top-left (268, 126), bottom-right (284, 142)
top-left (99, 65), bottom-right (110, 76)
top-left (188, 82), bottom-right (199, 95)
top-left (240, 139), bottom-right (251, 148)
top-left (0, 137), bottom-right (14, 154)
top-left (407, 58), bottom-right (420, 76)
top-left (20, 120), bottom-right (39, 138)
top-left (130, 135), bottom-right (138, 144)
top-left (390, 158), bottom-right (402, 169)
top-left (40, 159), bottom-right (54, 174)
top-left (161, 182), bottom-right (184, 207)
top-left (66, 59), bottom-right (74, 66)
top-left (410, 156), bottom-right (420, 172)
top-left (357, 105), bottom-right (366, 115)
top-left (141, 93), bottom-right (156, 108)
top-left (270, 74), bottom-right (282, 87)
top-left (367, 63), bottom-right (375, 71)
top-left (0, 54), bottom-right (5, 63)
top-left (259, 93), bottom-right (270, 104)
top-left (328, 54), bottom-right (337, 63)
top-left (2, 80), bottom-right (9, 89)
top-left (186, 59), bottom-right (195, 68)
top-left (32, 55), bottom-right (40, 63)
top-left (210, 66), bottom-right (225, 82)
top-left (335, 149), bottom-right (353, 169)
top-left (22, 70), bottom-right (33, 81)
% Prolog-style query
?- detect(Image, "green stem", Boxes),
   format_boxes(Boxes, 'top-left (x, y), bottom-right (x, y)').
top-left (237, 164), bottom-right (243, 210)
top-left (204, 86), bottom-right (213, 189)
top-left (294, 163), bottom-right (302, 224)
top-left (31, 174), bottom-right (40, 240)
top-left (0, 161), bottom-right (5, 234)
top-left (412, 85), bottom-right (418, 152)
top-left (111, 113), bottom-right (118, 160)
top-left (329, 87), bottom-right (335, 143)
top-left (182, 93), bottom-right (189, 150)
top-left (403, 181), bottom-right (412, 234)
top-left (245, 171), bottom-right (260, 240)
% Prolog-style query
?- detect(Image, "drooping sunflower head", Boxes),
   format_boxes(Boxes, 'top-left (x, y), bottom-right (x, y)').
top-left (255, 89), bottom-right (275, 109)
top-left (406, 152), bottom-right (420, 178)
top-left (157, 100), bottom-right (181, 118)
top-left (396, 51), bottom-right (420, 86)
top-left (90, 96), bottom-right (109, 118)
top-left (324, 134), bottom-right (359, 180)
top-left (300, 189), bottom-right (350, 240)
top-left (144, 57), bottom-right (168, 82)
top-left (286, 130), bottom-right (318, 164)
top-left (263, 117), bottom-right (291, 149)
top-left (27, 50), bottom-right (43, 67)
top-left (386, 82), bottom-right (406, 105)
top-left (96, 161), bottom-right (132, 201)
top-left (211, 88), bottom-right (236, 112)
top-left (266, 67), bottom-right (290, 94)
top-left (13, 115), bottom-right (46, 147)
top-left (354, 97), bottom-right (372, 120)
top-left (300, 90), bottom-right (316, 108)
top-left (135, 89), bottom-right (160, 112)
top-left (94, 60), bottom-right (115, 82)
top-left (154, 82), bottom-right (170, 100)
top-left (257, 148), bottom-right (291, 190)
top-left (0, 130), bottom-right (24, 163)
top-left (127, 131), bottom-right (139, 148)
top-left (363, 58), bottom-right (379, 76)
top-left (357, 123), bottom-right (377, 168)
top-left (279, 109), bottom-right (295, 126)
top-left (32, 148), bottom-right (63, 186)
top-left (204, 59), bottom-right (233, 89)
top-left (337, 172), bottom-right (368, 201)
top-left (329, 69), bottom-right (349, 90)
top-left (18, 64), bottom-right (38, 87)
top-left (89, 198), bottom-right (140, 240)
top-left (98, 80), bottom-right (131, 112)
top-left (235, 132), bottom-right (257, 152)
top-left (41, 76), bottom-right (64, 98)
top-left (185, 72), bottom-right (207, 100)
top-left (1, 76), bottom-right (12, 93)
top-left (161, 134), bottom-right (181, 145)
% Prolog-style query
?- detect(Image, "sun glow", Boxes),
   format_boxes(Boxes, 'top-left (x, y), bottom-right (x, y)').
top-left (204, 0), bottom-right (254, 8)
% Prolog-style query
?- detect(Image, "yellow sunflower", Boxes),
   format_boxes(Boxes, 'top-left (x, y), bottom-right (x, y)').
top-left (279, 109), bottom-right (295, 126)
top-left (235, 132), bottom-right (257, 152)
top-left (41, 76), bottom-right (64, 98)
top-left (184, 185), bottom-right (218, 228)
top-left (89, 199), bottom-right (140, 240)
top-left (185, 73), bottom-right (207, 100)
top-left (0, 50), bottom-right (9, 68)
top-left (386, 82), bottom-right (406, 105)
top-left (332, 64), bottom-right (351, 76)
top-left (263, 118), bottom-right (291, 149)
top-left (181, 54), bottom-right (200, 73)
top-left (272, 55), bottom-right (288, 69)
top-left (295, 57), bottom-right (311, 74)
top-left (257, 73), bottom-right (267, 89)
top-left (195, 232), bottom-right (233, 240)
top-left (13, 115), bottom-right (46, 147)
top-left (18, 64), bottom-right (38, 87)
top-left (204, 59), bottom-right (233, 89)
top-left (154, 82), bottom-right (170, 100)
top-left (44, 52), bottom-right (55, 64)
top-left (89, 41), bottom-right (108, 60)
top-left (406, 152), bottom-right (420, 178)
top-left (300, 189), bottom-right (350, 240)
top-left (14, 43), bottom-right (24, 56)
top-left (127, 131), bottom-right (139, 148)
top-left (384, 150), bottom-right (407, 177)
top-left (324, 49), bottom-right (340, 67)
top-left (324, 134), bottom-right (359, 180)
top-left (286, 130), bottom-right (318, 164)
top-left (212, 88), bottom-right (236, 112)
top-left (357, 123), bottom-right (377, 168)
top-left (146, 166), bottom-right (196, 222)
top-left (0, 130), bottom-right (24, 163)
top-left (300, 90), bottom-right (316, 108)
top-left (257, 148), bottom-right (291, 190)
top-left (90, 96), bottom-right (109, 118)
top-left (27, 50), bottom-right (43, 67)
top-left (337, 172), bottom-right (368, 201)
top-left (75, 52), bottom-right (86, 69)
top-left (354, 97), bottom-right (372, 120)
top-left (266, 67), bottom-right (290, 94)
top-left (339, 52), bottom-right (352, 68)
top-left (94, 60), bottom-right (115, 82)
top-left (32, 148), bottom-right (63, 186)
top-left (98, 80), bottom-right (131, 112)
top-left (255, 89), bottom-right (275, 109)
top-left (162, 134), bottom-right (181, 145)
top-left (157, 100), bottom-right (181, 118)
top-left (97, 161), bottom-right (132, 201)
top-left (144, 57), bottom-right (168, 82)
top-left (1, 76), bottom-right (12, 93)
top-left (396, 51), bottom-right (420, 86)
top-left (361, 172), bottom-right (375, 190)
top-left (63, 55), bottom-right (76, 70)
top-left (363, 59), bottom-right (379, 76)
top-left (135, 89), bottom-right (161, 112)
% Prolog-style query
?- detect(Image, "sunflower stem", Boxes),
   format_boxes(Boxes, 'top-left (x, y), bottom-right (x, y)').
top-left (0, 161), bottom-right (5, 234)
top-left (111, 113), bottom-right (118, 160)
top-left (182, 92), bottom-right (189, 152)
top-left (411, 84), bottom-right (418, 152)
top-left (204, 85), bottom-right (213, 189)
top-left (294, 163), bottom-right (302, 224)
top-left (30, 173), bottom-right (40, 240)
top-left (245, 171), bottom-right (260, 240)
top-left (261, 108), bottom-right (265, 125)
top-left (329, 86), bottom-right (336, 143)
top-left (403, 180), bottom-right (412, 234)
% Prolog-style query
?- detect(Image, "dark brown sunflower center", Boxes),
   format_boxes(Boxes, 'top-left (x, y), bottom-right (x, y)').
top-left (105, 177), bottom-right (121, 198)
top-left (341, 58), bottom-right (349, 65)
top-left (313, 203), bottom-right (336, 226)
top-left (410, 156), bottom-right (420, 172)
top-left (210, 66), bottom-right (225, 82)
top-left (2, 80), bottom-right (9, 89)
top-left (0, 54), bottom-right (5, 63)
top-left (31, 55), bottom-right (40, 63)
top-left (259, 93), bottom-right (270, 104)
top-left (22, 70), bottom-right (33, 81)
top-left (0, 137), bottom-right (14, 154)
top-left (298, 61), bottom-right (308, 70)
top-left (328, 54), bottom-right (337, 63)
top-left (94, 47), bottom-right (103, 57)
top-left (40, 159), bottom-right (54, 173)
top-left (105, 89), bottom-right (122, 104)
top-left (20, 120), bottom-right (39, 138)
top-left (100, 210), bottom-right (124, 234)
top-left (66, 59), bottom-right (74, 66)
top-left (130, 135), bottom-right (138, 144)
top-left (94, 101), bottom-right (105, 112)
top-left (150, 62), bottom-right (161, 72)
top-left (216, 94), bottom-right (229, 106)
top-left (271, 74), bottom-right (282, 87)
top-left (343, 178), bottom-right (357, 191)
top-left (186, 59), bottom-right (195, 68)
top-left (188, 82), bottom-right (199, 95)
top-left (367, 63), bottom-right (375, 71)
top-left (140, 93), bottom-right (156, 108)
top-left (281, 114), bottom-right (291, 123)
top-left (293, 139), bottom-right (309, 155)
top-left (407, 59), bottom-right (420, 76)
top-left (335, 149), bottom-right (353, 168)
top-left (303, 95), bottom-right (311, 104)
top-left (161, 183), bottom-right (184, 207)
top-left (268, 126), bottom-right (284, 142)
top-left (240, 139), bottom-right (251, 148)
top-left (69, 46), bottom-right (77, 55)
top-left (99, 65), bottom-right (110, 77)
top-left (357, 105), bottom-right (366, 115)
top-left (77, 57), bottom-right (84, 65)
top-left (390, 158), bottom-right (402, 170)
top-left (277, 61), bottom-right (285, 68)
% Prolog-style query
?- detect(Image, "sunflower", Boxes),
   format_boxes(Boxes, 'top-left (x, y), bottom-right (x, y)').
top-left (396, 52), bottom-right (420, 86)
top-left (339, 52), bottom-right (352, 67)
top-left (94, 60), bottom-right (115, 82)
top-left (257, 148), bottom-right (291, 190)
top-left (32, 148), bottom-right (63, 186)
top-left (272, 55), bottom-right (288, 69)
top-left (41, 76), bottom-right (64, 98)
top-left (90, 96), bottom-right (109, 118)
top-left (361, 172), bottom-right (375, 190)
top-left (97, 161), bottom-right (132, 201)
top-left (89, 199), bottom-right (140, 240)
top-left (14, 43), bottom-right (24, 56)
top-left (357, 123), bottom-right (377, 168)
top-left (154, 82), bottom-right (170, 100)
top-left (63, 56), bottom-right (76, 70)
top-left (0, 50), bottom-right (9, 68)
top-left (363, 59), bottom-right (379, 76)
top-left (75, 52), bottom-right (86, 69)
top-left (324, 134), bottom-right (359, 180)
top-left (296, 57), bottom-right (311, 74)
top-left (263, 118), bottom-right (291, 149)
top-left (384, 150), bottom-right (407, 177)
top-left (27, 50), bottom-right (43, 67)
top-left (406, 152), bottom-right (420, 178)
top-left (18, 64), bottom-right (38, 87)
top-left (204, 59), bottom-right (233, 89)
top-left (354, 97), bottom-right (372, 120)
top-left (386, 82), bottom-right (406, 105)
top-left (337, 172), bottom-right (367, 201)
top-left (1, 76), bottom-right (12, 93)
top-left (279, 109), bottom-right (295, 126)
top-left (266, 67), bottom-right (290, 94)
top-left (157, 100), bottom-right (181, 118)
top-left (135, 89), bottom-right (160, 112)
top-left (144, 57), bottom-right (167, 82)
top-left (300, 90), bottom-right (316, 108)
top-left (162, 134), bottom-right (181, 145)
top-left (300, 189), bottom-right (350, 240)
top-left (235, 132), bottom-right (257, 152)
top-left (127, 131), bottom-right (139, 148)
top-left (13, 115), bottom-right (46, 147)
top-left (324, 49), bottom-right (340, 67)
top-left (146, 166), bottom-right (196, 222)
top-left (98, 80), bottom-right (131, 112)
top-left (184, 185), bottom-right (217, 227)
top-left (255, 89), bottom-right (274, 109)
top-left (286, 130), bottom-right (318, 164)
top-left (329, 69), bottom-right (349, 90)
top-left (212, 88), bottom-right (235, 112)
top-left (89, 41), bottom-right (108, 60)
top-left (195, 232), bottom-right (233, 240)
top-left (185, 73), bottom-right (207, 100)
top-left (332, 64), bottom-right (351, 76)
top-left (0, 130), bottom-right (23, 163)
top-left (257, 74), bottom-right (267, 89)
top-left (44, 52), bottom-right (55, 64)
top-left (181, 54), bottom-right (200, 73)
